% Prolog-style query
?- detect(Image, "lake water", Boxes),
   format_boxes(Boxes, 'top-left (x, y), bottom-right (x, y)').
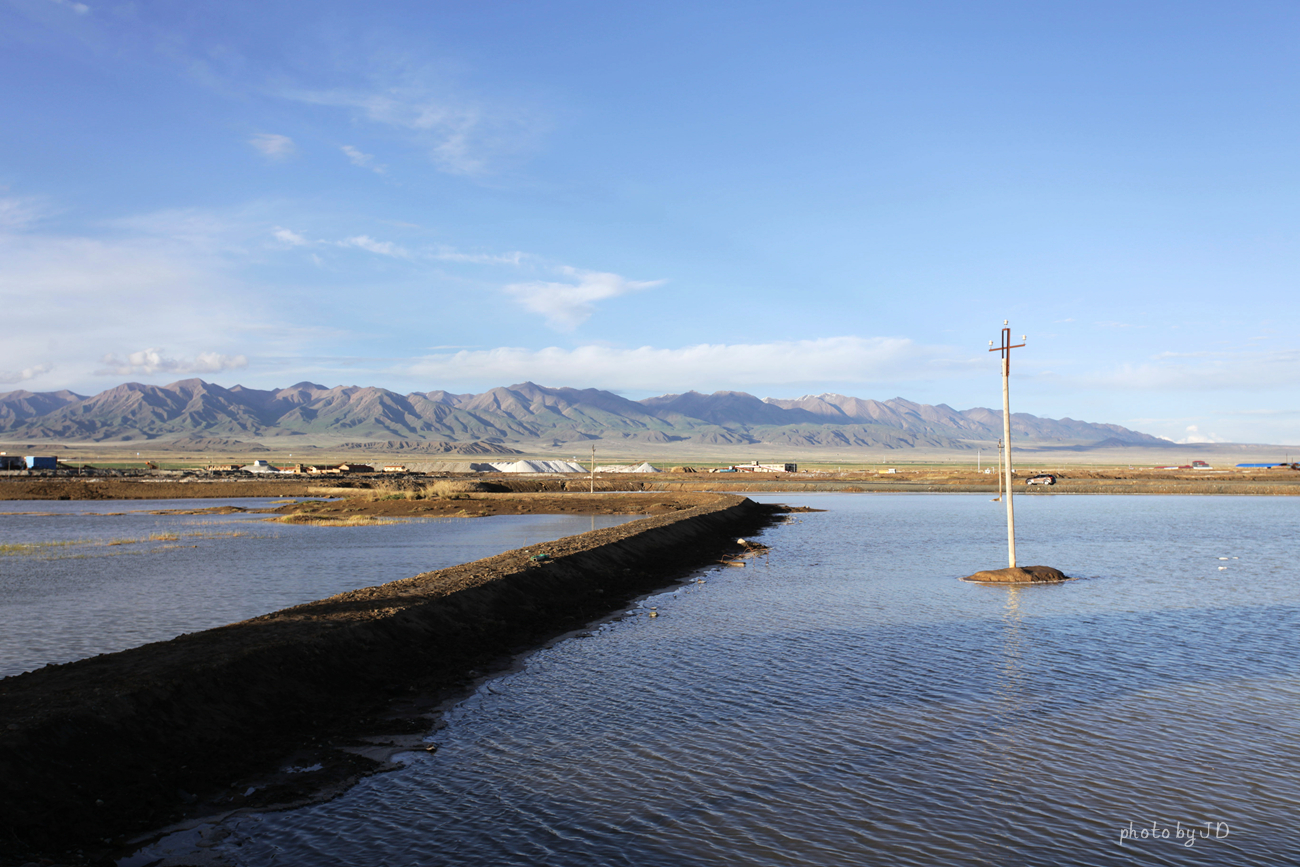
top-left (127, 493), bottom-right (1300, 865)
top-left (0, 499), bottom-right (638, 679)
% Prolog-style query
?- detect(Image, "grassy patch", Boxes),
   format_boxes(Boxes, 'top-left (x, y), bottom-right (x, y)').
top-left (271, 514), bottom-right (407, 526)
top-left (0, 540), bottom-right (82, 555)
top-left (0, 529), bottom-right (254, 557)
top-left (107, 532), bottom-right (180, 546)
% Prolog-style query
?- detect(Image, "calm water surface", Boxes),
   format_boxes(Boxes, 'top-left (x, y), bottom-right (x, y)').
top-left (134, 493), bottom-right (1300, 865)
top-left (0, 498), bottom-right (637, 678)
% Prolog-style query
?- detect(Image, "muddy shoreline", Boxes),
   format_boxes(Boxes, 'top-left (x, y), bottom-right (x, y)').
top-left (0, 493), bottom-right (783, 866)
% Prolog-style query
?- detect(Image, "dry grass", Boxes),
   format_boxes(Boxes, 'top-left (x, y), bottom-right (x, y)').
top-left (367, 480), bottom-right (471, 500)
top-left (0, 540), bottom-right (81, 556)
top-left (309, 480), bottom-right (489, 501)
top-left (107, 532), bottom-right (180, 546)
top-left (424, 480), bottom-right (470, 499)
top-left (271, 514), bottom-right (406, 526)
top-left (0, 529), bottom-right (251, 557)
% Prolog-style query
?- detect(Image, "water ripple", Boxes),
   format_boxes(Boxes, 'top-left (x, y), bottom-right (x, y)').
top-left (130, 494), bottom-right (1300, 866)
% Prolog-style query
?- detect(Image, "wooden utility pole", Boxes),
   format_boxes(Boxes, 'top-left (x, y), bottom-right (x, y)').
top-left (990, 322), bottom-right (1025, 568)
top-left (590, 444), bottom-right (596, 494)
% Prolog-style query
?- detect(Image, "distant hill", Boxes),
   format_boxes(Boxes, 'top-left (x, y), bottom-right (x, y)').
top-left (335, 440), bottom-right (525, 455)
top-left (0, 379), bottom-right (1169, 450)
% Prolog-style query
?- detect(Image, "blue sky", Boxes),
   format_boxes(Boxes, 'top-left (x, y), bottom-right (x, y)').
top-left (2, 0), bottom-right (1298, 444)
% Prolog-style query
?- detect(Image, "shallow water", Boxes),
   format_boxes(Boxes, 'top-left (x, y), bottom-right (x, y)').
top-left (0, 499), bottom-right (637, 678)
top-left (134, 493), bottom-right (1300, 865)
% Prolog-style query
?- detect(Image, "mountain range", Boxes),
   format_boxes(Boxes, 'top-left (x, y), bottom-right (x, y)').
top-left (0, 379), bottom-right (1172, 451)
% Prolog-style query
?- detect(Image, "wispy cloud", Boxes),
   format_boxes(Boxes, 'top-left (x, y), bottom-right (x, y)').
top-left (46, 0), bottom-right (90, 14)
top-left (1082, 349), bottom-right (1300, 391)
top-left (283, 70), bottom-right (545, 176)
top-left (400, 336), bottom-right (935, 390)
top-left (270, 230), bottom-right (526, 265)
top-left (272, 227), bottom-right (311, 246)
top-left (96, 349), bottom-right (248, 376)
top-left (429, 246), bottom-right (526, 265)
top-left (0, 196), bottom-right (51, 229)
top-left (504, 267), bottom-right (664, 330)
top-left (249, 133), bottom-right (297, 160)
top-left (341, 145), bottom-right (386, 174)
top-left (337, 235), bottom-right (408, 257)
top-left (0, 363), bottom-right (54, 385)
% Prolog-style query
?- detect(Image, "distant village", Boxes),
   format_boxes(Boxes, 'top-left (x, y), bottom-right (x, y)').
top-left (5, 453), bottom-right (1300, 480)
top-left (204, 459), bottom-right (802, 476)
top-left (0, 455), bottom-right (803, 477)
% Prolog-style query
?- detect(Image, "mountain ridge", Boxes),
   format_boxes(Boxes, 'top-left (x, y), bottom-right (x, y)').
top-left (0, 379), bottom-right (1170, 450)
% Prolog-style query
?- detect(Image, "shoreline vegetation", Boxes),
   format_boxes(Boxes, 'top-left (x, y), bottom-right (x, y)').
top-left (0, 492), bottom-right (789, 865)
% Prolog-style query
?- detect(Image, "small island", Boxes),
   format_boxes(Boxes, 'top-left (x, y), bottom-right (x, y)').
top-left (962, 565), bottom-right (1070, 584)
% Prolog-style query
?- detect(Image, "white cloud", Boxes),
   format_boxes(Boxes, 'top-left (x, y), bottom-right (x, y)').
top-left (338, 235), bottom-right (408, 257)
top-left (399, 336), bottom-right (931, 391)
top-left (0, 201), bottom-right (309, 390)
top-left (249, 133), bottom-right (297, 160)
top-left (504, 267), bottom-right (664, 330)
top-left (95, 349), bottom-right (248, 376)
top-left (273, 227), bottom-right (311, 246)
top-left (1177, 425), bottom-right (1225, 444)
top-left (341, 145), bottom-right (386, 174)
top-left (0, 363), bottom-right (54, 385)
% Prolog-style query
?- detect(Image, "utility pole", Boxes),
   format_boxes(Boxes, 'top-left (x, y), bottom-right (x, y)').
top-left (993, 438), bottom-right (1003, 502)
top-left (989, 322), bottom-right (1026, 568)
top-left (590, 443), bottom-right (596, 494)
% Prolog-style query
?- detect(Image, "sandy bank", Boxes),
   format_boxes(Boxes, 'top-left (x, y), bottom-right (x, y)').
top-left (0, 493), bottom-right (781, 865)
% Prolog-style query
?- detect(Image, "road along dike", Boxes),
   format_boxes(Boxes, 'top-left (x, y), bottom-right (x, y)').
top-left (0, 493), bottom-right (785, 865)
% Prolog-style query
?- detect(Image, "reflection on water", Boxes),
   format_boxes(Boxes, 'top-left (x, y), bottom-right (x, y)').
top-left (0, 499), bottom-right (640, 678)
top-left (981, 585), bottom-right (1029, 798)
top-left (132, 494), bottom-right (1300, 865)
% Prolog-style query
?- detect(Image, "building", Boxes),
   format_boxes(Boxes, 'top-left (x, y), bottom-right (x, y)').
top-left (307, 463), bottom-right (376, 474)
top-left (732, 461), bottom-right (797, 473)
top-left (337, 463), bottom-right (375, 474)
top-left (24, 456), bottom-right (58, 470)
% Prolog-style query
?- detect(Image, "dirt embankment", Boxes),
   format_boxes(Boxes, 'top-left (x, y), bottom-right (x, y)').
top-left (0, 493), bottom-right (783, 865)
top-left (0, 477), bottom-right (323, 500)
top-left (271, 490), bottom-right (718, 521)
